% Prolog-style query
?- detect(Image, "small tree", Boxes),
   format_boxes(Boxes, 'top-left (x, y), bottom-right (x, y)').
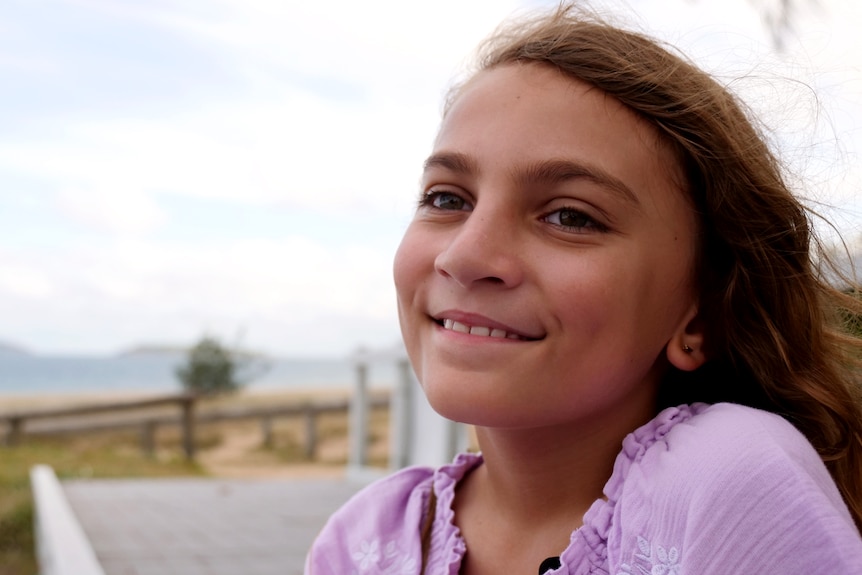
top-left (845, 289), bottom-right (862, 339)
top-left (175, 336), bottom-right (246, 396)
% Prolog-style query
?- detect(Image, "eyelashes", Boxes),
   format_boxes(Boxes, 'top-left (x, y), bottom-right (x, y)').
top-left (419, 189), bottom-right (472, 211)
top-left (542, 207), bottom-right (608, 233)
top-left (418, 188), bottom-right (609, 234)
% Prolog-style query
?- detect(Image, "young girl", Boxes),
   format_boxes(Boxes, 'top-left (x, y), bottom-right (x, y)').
top-left (306, 4), bottom-right (862, 574)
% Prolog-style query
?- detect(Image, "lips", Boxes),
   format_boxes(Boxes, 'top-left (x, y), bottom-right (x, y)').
top-left (433, 313), bottom-right (543, 341)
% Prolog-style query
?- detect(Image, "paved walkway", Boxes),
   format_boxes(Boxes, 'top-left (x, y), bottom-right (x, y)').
top-left (62, 476), bottom-right (367, 575)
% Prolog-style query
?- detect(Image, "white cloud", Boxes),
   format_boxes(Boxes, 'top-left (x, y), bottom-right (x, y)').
top-left (0, 233), bottom-right (399, 355)
top-left (1, 0), bottom-right (860, 356)
top-left (0, 262), bottom-right (55, 299)
top-left (56, 186), bottom-right (167, 235)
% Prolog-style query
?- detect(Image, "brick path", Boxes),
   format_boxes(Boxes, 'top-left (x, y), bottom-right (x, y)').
top-left (62, 477), bottom-right (366, 575)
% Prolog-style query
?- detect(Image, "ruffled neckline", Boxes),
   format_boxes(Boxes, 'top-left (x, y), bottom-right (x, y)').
top-left (425, 404), bottom-right (706, 574)
top-left (427, 452), bottom-right (478, 574)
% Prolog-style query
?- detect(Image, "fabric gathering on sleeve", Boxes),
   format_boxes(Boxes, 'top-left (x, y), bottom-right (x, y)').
top-left (596, 403), bottom-right (862, 575)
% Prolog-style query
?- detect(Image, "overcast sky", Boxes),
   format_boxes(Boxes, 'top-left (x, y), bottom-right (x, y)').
top-left (1, 0), bottom-right (860, 357)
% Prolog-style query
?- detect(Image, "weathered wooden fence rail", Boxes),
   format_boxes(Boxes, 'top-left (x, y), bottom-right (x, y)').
top-left (1, 394), bottom-right (197, 454)
top-left (0, 393), bottom-right (389, 462)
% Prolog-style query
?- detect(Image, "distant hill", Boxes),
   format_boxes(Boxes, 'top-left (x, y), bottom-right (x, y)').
top-left (0, 341), bottom-right (30, 356)
top-left (117, 344), bottom-right (188, 357)
top-left (117, 344), bottom-right (267, 360)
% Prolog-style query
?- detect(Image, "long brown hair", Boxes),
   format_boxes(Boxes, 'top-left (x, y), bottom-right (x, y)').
top-left (459, 3), bottom-right (862, 531)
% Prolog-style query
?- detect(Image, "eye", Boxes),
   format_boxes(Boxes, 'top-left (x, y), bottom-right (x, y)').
top-left (419, 190), bottom-right (472, 211)
top-left (543, 207), bottom-right (607, 232)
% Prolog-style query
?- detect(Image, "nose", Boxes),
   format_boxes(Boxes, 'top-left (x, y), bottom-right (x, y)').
top-left (433, 210), bottom-right (524, 289)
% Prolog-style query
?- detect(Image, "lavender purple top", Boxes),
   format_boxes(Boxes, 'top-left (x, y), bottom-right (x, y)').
top-left (305, 403), bottom-right (862, 574)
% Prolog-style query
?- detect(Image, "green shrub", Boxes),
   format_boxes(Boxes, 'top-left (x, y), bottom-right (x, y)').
top-left (175, 336), bottom-right (266, 396)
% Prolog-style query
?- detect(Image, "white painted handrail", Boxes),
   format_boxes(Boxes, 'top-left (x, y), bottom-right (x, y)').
top-left (30, 465), bottom-right (105, 575)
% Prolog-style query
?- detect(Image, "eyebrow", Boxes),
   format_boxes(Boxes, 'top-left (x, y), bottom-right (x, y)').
top-left (423, 151), bottom-right (478, 176)
top-left (423, 151), bottom-right (641, 207)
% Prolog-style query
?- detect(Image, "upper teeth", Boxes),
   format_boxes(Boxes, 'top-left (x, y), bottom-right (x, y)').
top-left (442, 319), bottom-right (523, 340)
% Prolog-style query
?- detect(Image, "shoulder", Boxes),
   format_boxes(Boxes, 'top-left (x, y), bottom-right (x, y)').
top-left (339, 465), bottom-right (437, 517)
top-left (673, 401), bottom-right (822, 455)
top-left (660, 402), bottom-right (834, 477)
top-left (620, 403), bottom-right (841, 494)
top-left (660, 403), bottom-right (848, 508)
top-left (305, 452), bottom-right (482, 574)
top-left (305, 466), bottom-right (434, 574)
top-left (609, 403), bottom-right (862, 574)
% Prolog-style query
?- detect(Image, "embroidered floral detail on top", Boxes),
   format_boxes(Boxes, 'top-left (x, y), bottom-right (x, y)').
top-left (617, 536), bottom-right (681, 575)
top-left (351, 539), bottom-right (418, 575)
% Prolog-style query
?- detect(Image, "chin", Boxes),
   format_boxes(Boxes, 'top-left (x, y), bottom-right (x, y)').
top-left (421, 382), bottom-right (546, 429)
top-left (420, 381), bottom-right (471, 422)
top-left (420, 380), bottom-right (492, 425)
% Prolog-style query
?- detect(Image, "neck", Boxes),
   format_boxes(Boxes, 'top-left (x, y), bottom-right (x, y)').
top-left (453, 399), bottom-right (656, 574)
top-left (474, 417), bottom-right (625, 523)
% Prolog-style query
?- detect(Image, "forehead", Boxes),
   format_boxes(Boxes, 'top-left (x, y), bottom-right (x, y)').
top-left (434, 63), bottom-right (686, 202)
top-left (443, 63), bottom-right (658, 143)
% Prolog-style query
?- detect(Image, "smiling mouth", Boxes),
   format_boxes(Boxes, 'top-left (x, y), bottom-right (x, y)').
top-left (434, 318), bottom-right (540, 341)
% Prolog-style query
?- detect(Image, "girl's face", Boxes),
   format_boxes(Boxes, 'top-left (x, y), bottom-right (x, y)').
top-left (394, 64), bottom-right (705, 429)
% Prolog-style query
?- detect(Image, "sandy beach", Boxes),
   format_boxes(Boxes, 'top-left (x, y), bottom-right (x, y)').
top-left (0, 387), bottom-right (391, 479)
top-left (0, 385), bottom-right (355, 409)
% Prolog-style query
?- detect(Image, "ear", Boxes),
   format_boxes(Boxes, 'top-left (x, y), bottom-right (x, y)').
top-left (666, 302), bottom-right (707, 372)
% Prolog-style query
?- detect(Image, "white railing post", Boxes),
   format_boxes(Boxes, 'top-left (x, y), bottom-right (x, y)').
top-left (348, 344), bottom-right (468, 477)
top-left (348, 358), bottom-right (369, 471)
top-left (389, 357), bottom-right (414, 471)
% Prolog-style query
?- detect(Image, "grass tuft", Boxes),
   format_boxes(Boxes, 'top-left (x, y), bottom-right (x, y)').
top-left (0, 393), bottom-right (388, 575)
top-left (0, 436), bottom-right (204, 575)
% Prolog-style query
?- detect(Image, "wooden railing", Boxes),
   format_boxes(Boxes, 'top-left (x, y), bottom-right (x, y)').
top-left (1, 394), bottom-right (197, 454)
top-left (0, 393), bottom-right (389, 461)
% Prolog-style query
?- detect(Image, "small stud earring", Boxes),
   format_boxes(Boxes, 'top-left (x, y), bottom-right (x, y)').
top-left (682, 344), bottom-right (693, 353)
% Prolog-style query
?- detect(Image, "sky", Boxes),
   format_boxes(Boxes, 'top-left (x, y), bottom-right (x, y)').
top-left (0, 0), bottom-right (860, 358)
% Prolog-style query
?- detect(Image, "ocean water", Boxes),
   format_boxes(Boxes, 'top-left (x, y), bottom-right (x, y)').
top-left (0, 354), bottom-right (399, 396)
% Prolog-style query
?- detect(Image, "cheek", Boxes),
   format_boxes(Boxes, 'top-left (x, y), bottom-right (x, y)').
top-left (392, 228), bottom-right (433, 377)
top-left (393, 224), bottom-right (433, 316)
top-left (548, 250), bottom-right (691, 343)
top-left (611, 250), bottom-right (697, 347)
top-left (393, 230), bottom-right (418, 301)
